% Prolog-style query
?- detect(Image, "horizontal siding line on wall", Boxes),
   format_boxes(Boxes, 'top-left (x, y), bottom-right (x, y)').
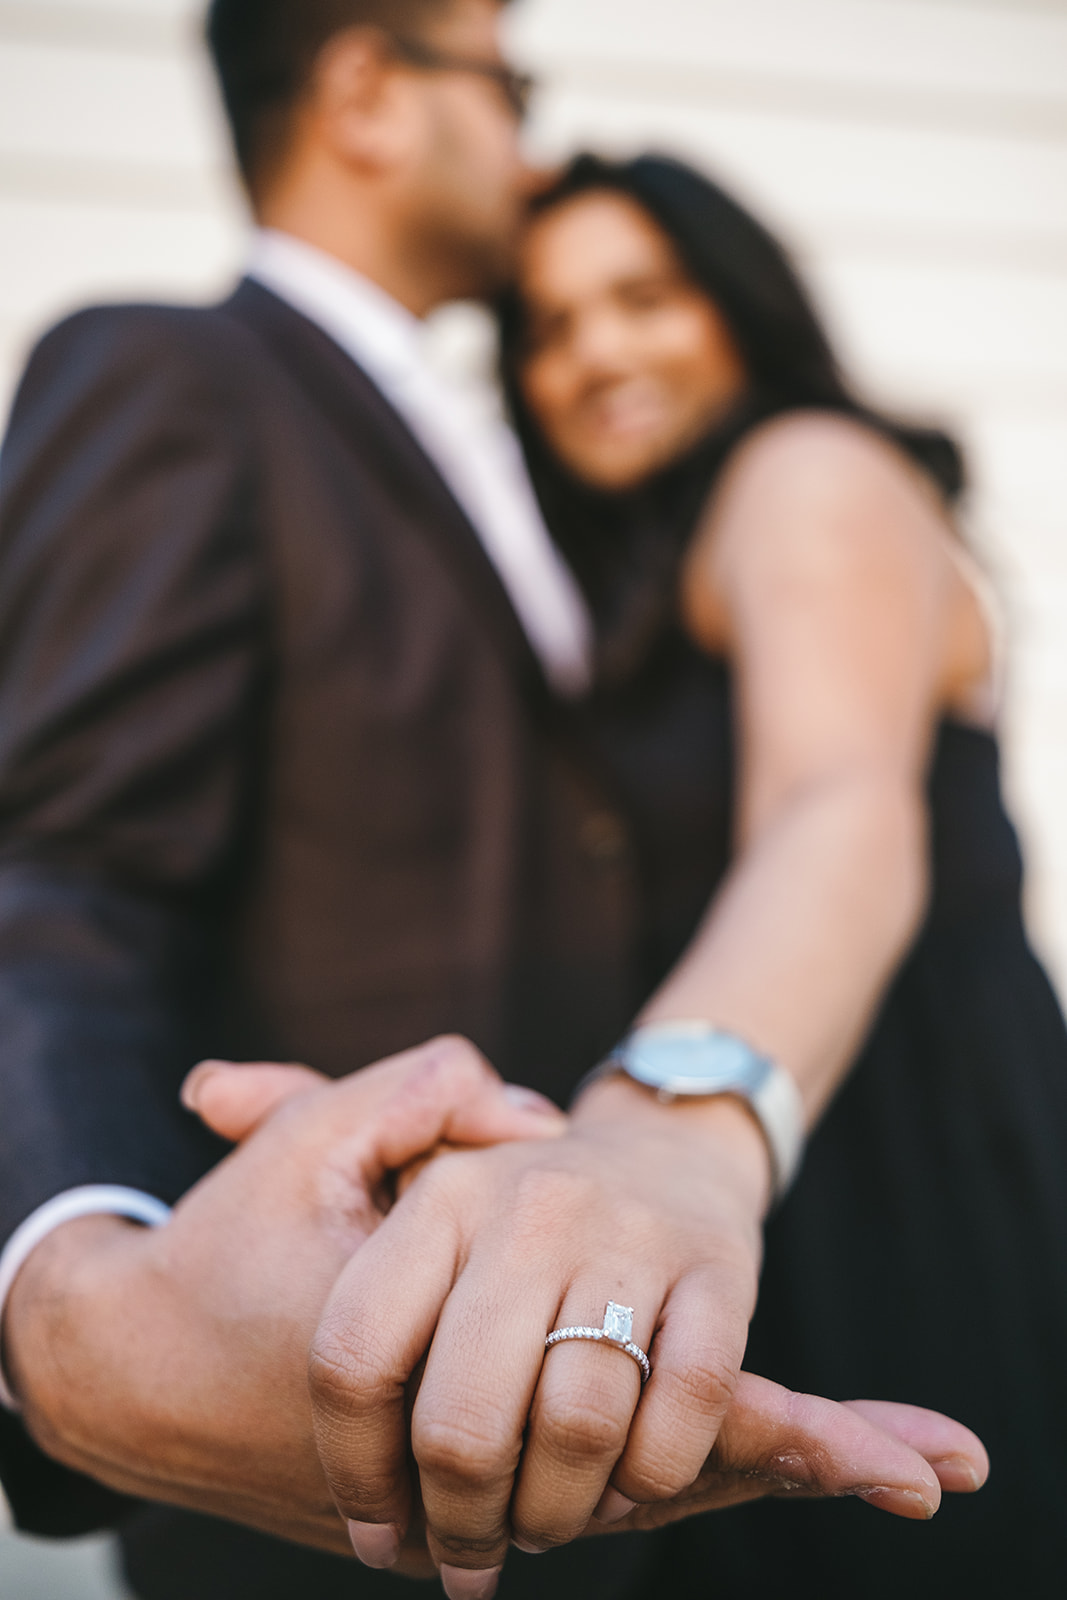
top-left (795, 226), bottom-right (1067, 274)
top-left (537, 59), bottom-right (1067, 143)
top-left (0, 152), bottom-right (233, 211)
top-left (4, 151), bottom-right (1065, 281)
top-left (927, 0), bottom-right (1067, 13)
top-left (2, 18), bottom-right (1065, 143)
top-left (0, 2), bottom-right (186, 55)
top-left (512, 0), bottom-right (1067, 99)
top-left (856, 376), bottom-right (1067, 411)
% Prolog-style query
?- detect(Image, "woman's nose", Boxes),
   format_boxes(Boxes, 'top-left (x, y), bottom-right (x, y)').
top-left (570, 308), bottom-right (634, 377)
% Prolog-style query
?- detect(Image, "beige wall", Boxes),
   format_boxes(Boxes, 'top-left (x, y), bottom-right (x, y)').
top-left (0, 0), bottom-right (1066, 993)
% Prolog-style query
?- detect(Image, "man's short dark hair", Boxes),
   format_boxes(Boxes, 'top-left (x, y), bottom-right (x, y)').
top-left (206, 0), bottom-right (489, 198)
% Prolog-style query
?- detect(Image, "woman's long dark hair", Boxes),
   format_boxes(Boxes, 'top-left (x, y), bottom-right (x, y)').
top-left (498, 153), bottom-right (965, 683)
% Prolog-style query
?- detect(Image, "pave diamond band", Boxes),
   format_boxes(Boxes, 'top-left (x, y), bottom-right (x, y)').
top-left (545, 1301), bottom-right (651, 1383)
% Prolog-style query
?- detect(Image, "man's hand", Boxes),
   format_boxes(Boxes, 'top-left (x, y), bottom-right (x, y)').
top-left (304, 1069), bottom-right (987, 1599)
top-left (1, 1038), bottom-right (565, 1564)
top-left (599, 1376), bottom-right (987, 1534)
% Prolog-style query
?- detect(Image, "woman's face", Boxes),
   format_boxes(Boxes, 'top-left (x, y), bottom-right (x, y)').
top-left (516, 189), bottom-right (748, 492)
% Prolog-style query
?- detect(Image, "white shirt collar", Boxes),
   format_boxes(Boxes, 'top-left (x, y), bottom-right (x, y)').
top-left (246, 227), bottom-right (426, 391)
top-left (244, 227), bottom-right (593, 697)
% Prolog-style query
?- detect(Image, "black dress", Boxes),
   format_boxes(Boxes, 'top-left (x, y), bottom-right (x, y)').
top-left (120, 637), bottom-right (1067, 1600)
top-left (568, 636), bottom-right (1067, 1598)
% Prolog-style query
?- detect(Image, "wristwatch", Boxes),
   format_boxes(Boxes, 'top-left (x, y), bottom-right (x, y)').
top-left (589, 1021), bottom-right (806, 1200)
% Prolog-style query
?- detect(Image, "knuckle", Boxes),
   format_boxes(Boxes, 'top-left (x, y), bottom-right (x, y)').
top-left (431, 1529), bottom-right (509, 1561)
top-left (412, 1411), bottom-right (517, 1489)
top-left (622, 1449), bottom-right (700, 1502)
top-left (307, 1330), bottom-right (393, 1419)
top-left (425, 1034), bottom-right (490, 1084)
top-left (663, 1353), bottom-right (739, 1420)
top-left (262, 1091), bottom-right (316, 1140)
top-left (537, 1390), bottom-right (631, 1466)
top-left (407, 1144), bottom-right (479, 1210)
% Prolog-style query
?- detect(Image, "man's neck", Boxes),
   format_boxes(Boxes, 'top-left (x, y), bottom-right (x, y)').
top-left (257, 190), bottom-right (445, 319)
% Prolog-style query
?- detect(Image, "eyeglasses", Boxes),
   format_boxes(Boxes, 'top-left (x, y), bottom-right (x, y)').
top-left (387, 34), bottom-right (536, 121)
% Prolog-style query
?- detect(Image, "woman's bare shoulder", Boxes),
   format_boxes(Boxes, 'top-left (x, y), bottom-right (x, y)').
top-left (719, 409), bottom-right (943, 523)
top-left (690, 410), bottom-right (953, 581)
top-left (680, 408), bottom-right (968, 655)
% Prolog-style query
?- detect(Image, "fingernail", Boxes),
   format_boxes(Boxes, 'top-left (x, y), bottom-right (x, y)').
top-left (856, 1487), bottom-right (936, 1521)
top-left (440, 1565), bottom-right (503, 1600)
top-left (347, 1521), bottom-right (401, 1568)
top-left (593, 1487), bottom-right (637, 1524)
top-left (930, 1454), bottom-right (985, 1493)
top-left (512, 1539), bottom-right (546, 1555)
top-left (503, 1084), bottom-right (564, 1117)
top-left (180, 1062), bottom-right (228, 1111)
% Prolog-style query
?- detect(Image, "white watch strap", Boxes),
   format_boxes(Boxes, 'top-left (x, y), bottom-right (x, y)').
top-left (0, 1186), bottom-right (172, 1411)
top-left (748, 1056), bottom-right (806, 1199)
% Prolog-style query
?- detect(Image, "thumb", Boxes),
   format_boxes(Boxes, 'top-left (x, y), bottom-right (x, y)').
top-left (346, 1037), bottom-right (567, 1184)
top-left (842, 1399), bottom-right (989, 1496)
top-left (447, 1080), bottom-right (568, 1147)
top-left (181, 1060), bottom-right (328, 1141)
top-left (713, 1373), bottom-right (979, 1518)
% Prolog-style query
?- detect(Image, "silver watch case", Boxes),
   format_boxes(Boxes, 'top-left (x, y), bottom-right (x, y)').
top-left (607, 1023), bottom-right (805, 1199)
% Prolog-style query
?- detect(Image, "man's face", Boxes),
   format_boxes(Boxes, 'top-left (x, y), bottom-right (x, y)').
top-left (396, 0), bottom-right (532, 301)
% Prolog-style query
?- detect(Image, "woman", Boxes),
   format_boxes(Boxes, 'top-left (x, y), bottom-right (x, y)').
top-left (494, 153), bottom-right (1067, 1595)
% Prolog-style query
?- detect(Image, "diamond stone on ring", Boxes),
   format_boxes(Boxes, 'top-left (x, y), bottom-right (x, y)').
top-left (545, 1301), bottom-right (651, 1383)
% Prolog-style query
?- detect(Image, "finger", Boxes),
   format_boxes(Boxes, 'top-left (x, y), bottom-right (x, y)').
top-left (606, 1261), bottom-right (754, 1512)
top-left (580, 1375), bottom-right (962, 1537)
top-left (510, 1285), bottom-right (658, 1553)
top-left (409, 1263), bottom-right (562, 1579)
top-left (368, 1036), bottom-right (566, 1166)
top-left (181, 1060), bottom-right (327, 1139)
top-left (842, 1400), bottom-right (989, 1494)
top-left (185, 1040), bottom-right (564, 1160)
top-left (708, 1373), bottom-right (944, 1517)
top-left (345, 1037), bottom-right (564, 1188)
top-left (308, 1161), bottom-right (466, 1567)
top-left (450, 1081), bottom-right (568, 1146)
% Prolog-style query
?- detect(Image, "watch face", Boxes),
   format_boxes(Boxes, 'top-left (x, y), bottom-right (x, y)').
top-left (623, 1030), bottom-right (767, 1095)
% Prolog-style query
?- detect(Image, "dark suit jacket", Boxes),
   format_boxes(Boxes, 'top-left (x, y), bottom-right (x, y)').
top-left (0, 282), bottom-right (653, 1543)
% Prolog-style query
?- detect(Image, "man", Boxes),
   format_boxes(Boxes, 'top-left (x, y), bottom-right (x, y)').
top-left (0, 3), bottom-right (983, 1598)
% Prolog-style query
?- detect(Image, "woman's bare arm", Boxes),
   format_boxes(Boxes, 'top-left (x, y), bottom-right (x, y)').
top-left (281, 415), bottom-right (994, 1581)
top-left (640, 410), bottom-right (991, 1122)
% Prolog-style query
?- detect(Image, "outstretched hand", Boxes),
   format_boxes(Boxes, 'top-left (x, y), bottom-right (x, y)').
top-left (197, 1052), bottom-right (988, 1600)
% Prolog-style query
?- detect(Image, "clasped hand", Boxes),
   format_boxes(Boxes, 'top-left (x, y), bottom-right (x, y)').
top-left (5, 1036), bottom-right (987, 1599)
top-left (192, 1043), bottom-right (986, 1598)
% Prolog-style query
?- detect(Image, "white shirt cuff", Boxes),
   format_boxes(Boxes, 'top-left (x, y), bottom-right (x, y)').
top-left (0, 1187), bottom-right (172, 1411)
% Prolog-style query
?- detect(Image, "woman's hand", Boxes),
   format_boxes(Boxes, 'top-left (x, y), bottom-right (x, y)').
top-left (181, 1045), bottom-right (987, 1597)
top-left (306, 1067), bottom-right (988, 1598)
top-left (306, 1073), bottom-right (775, 1590)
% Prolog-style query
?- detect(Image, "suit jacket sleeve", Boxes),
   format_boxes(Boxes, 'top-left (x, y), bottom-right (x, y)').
top-left (0, 304), bottom-right (267, 1530)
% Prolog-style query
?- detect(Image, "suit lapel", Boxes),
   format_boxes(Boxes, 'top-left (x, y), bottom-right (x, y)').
top-left (224, 278), bottom-right (550, 702)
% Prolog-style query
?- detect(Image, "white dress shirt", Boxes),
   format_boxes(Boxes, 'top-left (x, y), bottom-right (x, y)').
top-left (0, 232), bottom-right (595, 1408)
top-left (248, 228), bottom-right (593, 696)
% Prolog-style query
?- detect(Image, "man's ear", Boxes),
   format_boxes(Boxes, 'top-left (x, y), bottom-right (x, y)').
top-left (310, 28), bottom-right (422, 174)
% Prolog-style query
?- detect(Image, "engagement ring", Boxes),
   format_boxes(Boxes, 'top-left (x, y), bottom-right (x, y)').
top-left (544, 1301), bottom-right (651, 1382)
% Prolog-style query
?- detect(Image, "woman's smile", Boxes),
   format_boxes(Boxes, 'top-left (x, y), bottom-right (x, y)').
top-left (517, 188), bottom-right (748, 490)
